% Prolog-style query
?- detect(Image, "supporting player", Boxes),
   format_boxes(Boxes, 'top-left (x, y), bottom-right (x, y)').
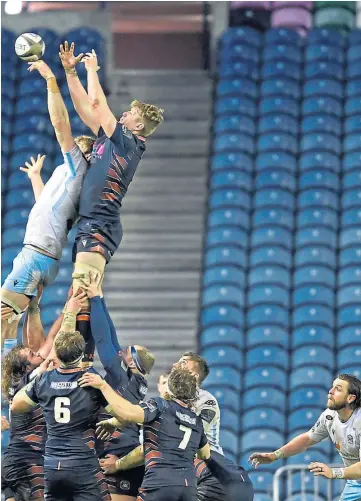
top-left (249, 374), bottom-right (361, 501)
top-left (84, 273), bottom-right (154, 501)
top-left (157, 373), bottom-right (169, 398)
top-left (1, 59), bottom-right (94, 346)
top-left (11, 324), bottom-right (111, 501)
top-left (59, 42), bottom-right (164, 365)
top-left (79, 368), bottom-right (211, 501)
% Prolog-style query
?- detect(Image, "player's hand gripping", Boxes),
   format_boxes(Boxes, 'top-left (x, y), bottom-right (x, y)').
top-left (1, 416), bottom-right (10, 432)
top-left (79, 372), bottom-right (105, 390)
top-left (1, 305), bottom-right (14, 321)
top-left (99, 454), bottom-right (118, 475)
top-left (20, 154), bottom-right (46, 180)
top-left (66, 289), bottom-right (88, 314)
top-left (85, 272), bottom-right (101, 299)
top-left (82, 49), bottom-right (100, 72)
top-left (248, 452), bottom-right (277, 468)
top-left (59, 41), bottom-right (84, 70)
top-left (309, 462), bottom-right (333, 479)
top-left (96, 419), bottom-right (117, 441)
top-left (27, 60), bottom-right (55, 80)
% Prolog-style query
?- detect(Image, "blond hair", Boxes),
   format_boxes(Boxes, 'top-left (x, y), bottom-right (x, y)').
top-left (54, 331), bottom-right (85, 365)
top-left (75, 135), bottom-right (95, 156)
top-left (131, 100), bottom-right (164, 137)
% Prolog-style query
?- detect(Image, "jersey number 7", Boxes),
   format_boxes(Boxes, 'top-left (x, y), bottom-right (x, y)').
top-left (54, 397), bottom-right (71, 423)
top-left (178, 424), bottom-right (192, 449)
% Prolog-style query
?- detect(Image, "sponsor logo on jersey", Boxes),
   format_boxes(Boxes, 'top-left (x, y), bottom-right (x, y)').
top-left (332, 428), bottom-right (336, 435)
top-left (122, 125), bottom-right (132, 138)
top-left (139, 385), bottom-right (147, 395)
top-left (50, 382), bottom-right (77, 389)
top-left (146, 399), bottom-right (157, 412)
top-left (176, 411), bottom-right (196, 425)
top-left (14, 280), bottom-right (18, 286)
top-left (326, 415), bottom-right (333, 420)
top-left (204, 399), bottom-right (216, 407)
top-left (82, 239), bottom-right (87, 246)
top-left (120, 480), bottom-right (130, 491)
top-left (347, 434), bottom-right (354, 445)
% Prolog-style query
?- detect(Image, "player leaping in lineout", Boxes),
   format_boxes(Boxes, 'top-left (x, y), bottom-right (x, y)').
top-left (59, 42), bottom-right (164, 366)
top-left (1, 59), bottom-right (94, 346)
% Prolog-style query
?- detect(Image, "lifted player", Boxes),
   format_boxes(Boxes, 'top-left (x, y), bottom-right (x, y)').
top-left (250, 374), bottom-right (361, 501)
top-left (1, 59), bottom-right (93, 345)
top-left (59, 42), bottom-right (164, 364)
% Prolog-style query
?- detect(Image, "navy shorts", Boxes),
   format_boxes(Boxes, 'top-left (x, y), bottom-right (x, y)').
top-left (106, 465), bottom-right (144, 497)
top-left (44, 465), bottom-right (111, 501)
top-left (73, 217), bottom-right (123, 264)
top-left (137, 485), bottom-right (197, 501)
top-left (2, 453), bottom-right (44, 501)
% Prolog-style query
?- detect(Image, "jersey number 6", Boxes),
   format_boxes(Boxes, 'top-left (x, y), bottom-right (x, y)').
top-left (178, 424), bottom-right (192, 449)
top-left (54, 397), bottom-right (71, 423)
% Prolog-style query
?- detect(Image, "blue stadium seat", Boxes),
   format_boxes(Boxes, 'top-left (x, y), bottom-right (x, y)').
top-left (214, 115), bottom-right (256, 135)
top-left (338, 305), bottom-right (361, 328)
top-left (300, 169), bottom-right (339, 192)
top-left (290, 366), bottom-right (333, 391)
top-left (259, 97), bottom-right (298, 118)
top-left (40, 286), bottom-right (68, 308)
top-left (5, 187), bottom-right (35, 210)
top-left (265, 28), bottom-right (301, 47)
top-left (247, 305), bottom-right (289, 329)
top-left (307, 28), bottom-right (346, 48)
top-left (2, 227), bottom-right (26, 248)
top-left (289, 388), bottom-right (325, 411)
top-left (293, 285), bottom-right (334, 307)
top-left (206, 227), bottom-right (248, 247)
top-left (201, 346), bottom-right (242, 371)
top-left (254, 188), bottom-right (294, 210)
top-left (342, 189), bottom-right (361, 210)
top-left (203, 266), bottom-right (245, 287)
top-left (301, 115), bottom-right (341, 136)
top-left (293, 305), bottom-right (334, 330)
top-left (260, 80), bottom-right (300, 100)
top-left (13, 133), bottom-right (54, 155)
top-left (245, 366), bottom-right (287, 391)
top-left (299, 152), bottom-right (340, 173)
top-left (2, 116), bottom-right (11, 137)
top-left (348, 29), bottom-right (361, 46)
top-left (214, 133), bottom-right (254, 155)
top-left (2, 99), bottom-right (13, 117)
top-left (1, 60), bottom-right (17, 81)
top-left (248, 285), bottom-right (289, 307)
top-left (291, 471), bottom-right (330, 499)
top-left (205, 246), bottom-right (246, 268)
top-left (210, 387), bottom-right (241, 413)
top-left (200, 326), bottom-right (244, 349)
top-left (253, 208), bottom-right (293, 230)
top-left (291, 345), bottom-right (334, 370)
top-left (247, 471), bottom-right (274, 495)
top-left (211, 152), bottom-right (253, 173)
top-left (340, 228), bottom-right (361, 248)
top-left (202, 367), bottom-right (241, 391)
top-left (251, 227), bottom-right (292, 250)
top-left (297, 207), bottom-right (338, 230)
top-left (203, 285), bottom-right (244, 308)
top-left (53, 265), bottom-right (73, 285)
top-left (246, 345), bottom-right (288, 369)
top-left (18, 77), bottom-right (50, 97)
top-left (296, 227), bottom-right (337, 249)
top-left (294, 265), bottom-right (335, 287)
top-left (258, 114), bottom-right (298, 136)
top-left (2, 246), bottom-right (22, 268)
top-left (302, 96), bottom-right (342, 117)
top-left (15, 95), bottom-right (48, 116)
top-left (295, 246), bottom-right (335, 268)
top-left (305, 45), bottom-right (343, 64)
top-left (339, 246), bottom-right (361, 267)
top-left (41, 305), bottom-right (63, 328)
top-left (345, 97), bottom-right (361, 116)
top-left (249, 265), bottom-right (290, 288)
top-left (215, 96), bottom-right (256, 117)
top-left (217, 78), bottom-right (258, 99)
top-left (337, 326), bottom-right (361, 349)
top-left (250, 247), bottom-right (292, 268)
top-left (243, 387), bottom-right (286, 412)
top-left (303, 79), bottom-right (343, 99)
top-left (219, 60), bottom-right (259, 80)
top-left (347, 63), bottom-right (361, 80)
top-left (298, 188), bottom-right (339, 210)
top-left (263, 45), bottom-right (301, 63)
top-left (221, 410), bottom-right (240, 434)
top-left (208, 209), bottom-right (250, 230)
top-left (288, 408), bottom-right (324, 434)
top-left (343, 152), bottom-right (361, 172)
top-left (293, 325), bottom-right (334, 349)
top-left (242, 430), bottom-right (284, 453)
top-left (305, 61), bottom-right (344, 81)
top-left (344, 133), bottom-right (361, 153)
top-left (258, 133), bottom-right (298, 155)
top-left (262, 61), bottom-right (301, 81)
top-left (201, 305), bottom-right (244, 328)
top-left (255, 170), bottom-right (296, 192)
top-left (336, 366), bottom-right (361, 379)
top-left (242, 408), bottom-right (285, 433)
top-left (221, 26), bottom-right (263, 48)
top-left (2, 137), bottom-right (11, 156)
top-left (210, 188), bottom-right (251, 209)
top-left (343, 170), bottom-right (361, 189)
top-left (247, 326), bottom-right (288, 349)
top-left (338, 286), bottom-right (361, 307)
top-left (346, 79), bottom-right (361, 98)
top-left (14, 114), bottom-right (53, 135)
top-left (3, 208), bottom-right (31, 229)
top-left (256, 152), bottom-right (297, 172)
top-left (339, 266), bottom-right (361, 287)
top-left (300, 133), bottom-right (341, 156)
top-left (342, 208), bottom-right (361, 228)
top-left (2, 76), bottom-right (16, 100)
top-left (220, 44), bottom-right (260, 63)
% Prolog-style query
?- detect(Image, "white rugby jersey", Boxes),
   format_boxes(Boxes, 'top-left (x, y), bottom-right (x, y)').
top-left (24, 145), bottom-right (88, 260)
top-left (308, 408), bottom-right (361, 468)
top-left (195, 388), bottom-right (224, 455)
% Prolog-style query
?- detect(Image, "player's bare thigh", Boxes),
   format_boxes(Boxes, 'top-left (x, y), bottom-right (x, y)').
top-left (111, 494), bottom-right (136, 501)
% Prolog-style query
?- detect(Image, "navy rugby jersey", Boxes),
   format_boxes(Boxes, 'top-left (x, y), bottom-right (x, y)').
top-left (78, 124), bottom-right (146, 221)
top-left (91, 296), bottom-right (147, 458)
top-left (25, 367), bottom-right (106, 470)
top-left (194, 450), bottom-right (246, 484)
top-left (7, 370), bottom-right (46, 458)
top-left (139, 397), bottom-right (208, 488)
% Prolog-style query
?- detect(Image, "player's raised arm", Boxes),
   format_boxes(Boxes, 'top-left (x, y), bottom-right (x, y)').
top-left (19, 154), bottom-right (46, 202)
top-left (82, 50), bottom-right (117, 138)
top-left (28, 60), bottom-right (74, 153)
top-left (59, 41), bottom-right (99, 136)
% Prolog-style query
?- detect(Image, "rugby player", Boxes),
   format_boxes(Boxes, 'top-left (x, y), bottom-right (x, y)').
top-left (249, 374), bottom-right (361, 501)
top-left (157, 373), bottom-right (169, 398)
top-left (59, 42), bottom-right (164, 365)
top-left (79, 368), bottom-right (210, 501)
top-left (1, 59), bottom-right (93, 345)
top-left (85, 272), bottom-right (154, 501)
top-left (11, 325), bottom-right (111, 501)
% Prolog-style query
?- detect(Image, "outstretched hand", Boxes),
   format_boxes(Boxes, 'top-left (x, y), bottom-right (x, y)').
top-left (82, 50), bottom-right (100, 72)
top-left (59, 41), bottom-right (84, 70)
top-left (66, 289), bottom-right (87, 314)
top-left (27, 60), bottom-right (54, 79)
top-left (20, 154), bottom-right (46, 179)
top-left (78, 372), bottom-right (105, 390)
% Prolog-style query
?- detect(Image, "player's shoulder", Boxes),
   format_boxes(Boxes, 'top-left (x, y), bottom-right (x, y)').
top-left (353, 408), bottom-right (361, 430)
top-left (319, 408), bottom-right (337, 423)
top-left (142, 396), bottom-right (165, 413)
top-left (197, 388), bottom-right (220, 410)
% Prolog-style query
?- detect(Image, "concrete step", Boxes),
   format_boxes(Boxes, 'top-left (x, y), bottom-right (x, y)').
top-left (106, 290), bottom-right (199, 309)
top-left (122, 195), bottom-right (205, 214)
top-left (105, 270), bottom-right (200, 289)
top-left (138, 157), bottom-right (207, 175)
top-left (128, 176), bottom-right (206, 194)
top-left (117, 231), bottom-right (203, 251)
top-left (108, 251), bottom-right (202, 271)
top-left (142, 138), bottom-right (210, 157)
top-left (113, 84), bottom-right (212, 102)
top-left (120, 214), bottom-right (204, 232)
top-left (111, 69), bottom-right (211, 87)
top-left (152, 120), bottom-right (210, 138)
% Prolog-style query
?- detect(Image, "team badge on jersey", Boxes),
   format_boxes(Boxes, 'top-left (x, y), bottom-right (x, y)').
top-left (120, 480), bottom-right (130, 491)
